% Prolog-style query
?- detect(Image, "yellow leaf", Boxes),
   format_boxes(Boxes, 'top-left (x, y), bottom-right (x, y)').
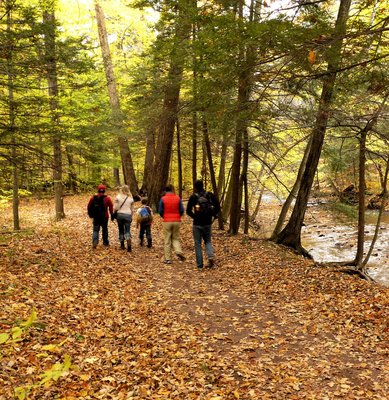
top-left (308, 50), bottom-right (316, 64)
top-left (0, 333), bottom-right (9, 344)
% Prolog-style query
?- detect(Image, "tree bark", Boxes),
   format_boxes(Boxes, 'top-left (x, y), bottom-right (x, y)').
top-left (274, 0), bottom-right (352, 255)
top-left (148, 0), bottom-right (191, 208)
top-left (43, 9), bottom-right (65, 221)
top-left (229, 0), bottom-right (260, 234)
top-left (94, 0), bottom-right (138, 195)
top-left (65, 145), bottom-right (77, 193)
top-left (6, 0), bottom-right (20, 230)
top-left (271, 136), bottom-right (312, 240)
top-left (361, 155), bottom-right (389, 271)
top-left (143, 124), bottom-right (155, 194)
top-left (176, 119), bottom-right (183, 197)
top-left (203, 117), bottom-right (224, 229)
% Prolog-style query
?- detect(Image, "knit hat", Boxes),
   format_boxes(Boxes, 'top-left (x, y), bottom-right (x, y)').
top-left (97, 184), bottom-right (106, 192)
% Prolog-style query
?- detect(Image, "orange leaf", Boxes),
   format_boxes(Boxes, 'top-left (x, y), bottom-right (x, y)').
top-left (308, 50), bottom-right (316, 64)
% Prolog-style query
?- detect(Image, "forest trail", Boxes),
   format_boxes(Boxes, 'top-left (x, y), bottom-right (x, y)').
top-left (1, 194), bottom-right (388, 399)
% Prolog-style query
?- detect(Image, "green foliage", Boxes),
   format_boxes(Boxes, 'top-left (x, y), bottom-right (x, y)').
top-left (328, 202), bottom-right (358, 222)
top-left (1, 311), bottom-right (73, 399)
top-left (0, 310), bottom-right (37, 348)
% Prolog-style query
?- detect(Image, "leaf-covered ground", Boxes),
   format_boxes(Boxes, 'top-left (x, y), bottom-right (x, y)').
top-left (0, 194), bottom-right (388, 399)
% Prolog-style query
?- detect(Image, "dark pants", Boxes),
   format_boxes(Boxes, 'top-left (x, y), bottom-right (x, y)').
top-left (139, 224), bottom-right (152, 241)
top-left (93, 218), bottom-right (109, 245)
top-left (193, 224), bottom-right (214, 267)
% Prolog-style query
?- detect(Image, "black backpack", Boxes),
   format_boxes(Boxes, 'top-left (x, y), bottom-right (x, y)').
top-left (195, 192), bottom-right (214, 217)
top-left (88, 195), bottom-right (106, 219)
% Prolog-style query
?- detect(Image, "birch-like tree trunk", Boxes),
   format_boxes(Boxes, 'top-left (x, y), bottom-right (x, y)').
top-left (94, 0), bottom-right (138, 194)
top-left (43, 8), bottom-right (65, 221)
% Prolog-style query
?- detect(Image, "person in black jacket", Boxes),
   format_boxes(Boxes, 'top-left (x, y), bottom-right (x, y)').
top-left (186, 180), bottom-right (220, 269)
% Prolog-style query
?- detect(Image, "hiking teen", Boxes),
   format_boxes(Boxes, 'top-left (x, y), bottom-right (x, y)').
top-left (113, 185), bottom-right (134, 252)
top-left (186, 180), bottom-right (220, 268)
top-left (136, 198), bottom-right (153, 248)
top-left (158, 184), bottom-right (186, 264)
top-left (87, 184), bottom-right (114, 249)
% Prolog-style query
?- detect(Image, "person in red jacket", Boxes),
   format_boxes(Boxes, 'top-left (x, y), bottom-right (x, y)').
top-left (87, 184), bottom-right (114, 248)
top-left (158, 184), bottom-right (186, 264)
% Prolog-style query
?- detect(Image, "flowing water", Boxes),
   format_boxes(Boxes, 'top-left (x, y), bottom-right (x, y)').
top-left (302, 210), bottom-right (389, 286)
top-left (257, 197), bottom-right (389, 287)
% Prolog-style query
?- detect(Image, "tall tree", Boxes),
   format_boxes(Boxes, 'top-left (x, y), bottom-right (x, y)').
top-left (43, 3), bottom-right (65, 221)
top-left (94, 0), bottom-right (138, 194)
top-left (229, 0), bottom-right (261, 234)
top-left (148, 0), bottom-right (192, 207)
top-left (6, 0), bottom-right (20, 230)
top-left (273, 0), bottom-right (352, 255)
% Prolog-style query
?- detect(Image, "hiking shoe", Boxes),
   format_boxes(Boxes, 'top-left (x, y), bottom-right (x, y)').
top-left (176, 253), bottom-right (186, 261)
top-left (92, 240), bottom-right (98, 249)
top-left (197, 265), bottom-right (204, 269)
top-left (163, 260), bottom-right (172, 264)
top-left (207, 259), bottom-right (215, 268)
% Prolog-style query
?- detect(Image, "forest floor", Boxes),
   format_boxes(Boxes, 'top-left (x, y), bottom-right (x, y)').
top-left (0, 194), bottom-right (388, 399)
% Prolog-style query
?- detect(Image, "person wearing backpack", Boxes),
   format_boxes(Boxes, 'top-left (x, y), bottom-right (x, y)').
top-left (158, 184), bottom-right (186, 264)
top-left (186, 180), bottom-right (220, 269)
top-left (136, 198), bottom-right (153, 248)
top-left (112, 185), bottom-right (134, 252)
top-left (87, 184), bottom-right (114, 249)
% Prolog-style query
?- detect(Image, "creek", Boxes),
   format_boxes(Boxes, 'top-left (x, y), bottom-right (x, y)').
top-left (257, 197), bottom-right (389, 287)
top-left (301, 209), bottom-right (389, 286)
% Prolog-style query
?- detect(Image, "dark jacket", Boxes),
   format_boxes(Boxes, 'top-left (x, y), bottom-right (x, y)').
top-left (87, 194), bottom-right (113, 221)
top-left (186, 191), bottom-right (220, 226)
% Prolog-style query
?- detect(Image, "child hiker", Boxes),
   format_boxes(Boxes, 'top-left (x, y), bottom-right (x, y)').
top-left (136, 198), bottom-right (153, 248)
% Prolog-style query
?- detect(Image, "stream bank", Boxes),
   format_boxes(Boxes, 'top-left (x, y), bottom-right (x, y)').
top-left (256, 201), bottom-right (389, 286)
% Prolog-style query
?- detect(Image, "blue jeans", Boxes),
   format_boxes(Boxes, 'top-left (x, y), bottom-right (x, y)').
top-left (117, 213), bottom-right (132, 241)
top-left (139, 224), bottom-right (152, 241)
top-left (93, 218), bottom-right (109, 245)
top-left (193, 225), bottom-right (214, 267)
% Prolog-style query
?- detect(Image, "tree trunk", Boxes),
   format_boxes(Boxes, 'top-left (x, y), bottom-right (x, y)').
top-left (202, 117), bottom-right (223, 229)
top-left (274, 0), bottom-right (352, 255)
top-left (176, 119), bottom-right (183, 198)
top-left (217, 133), bottom-right (228, 202)
top-left (94, 0), bottom-right (138, 195)
top-left (271, 136), bottom-right (312, 240)
top-left (361, 156), bottom-right (389, 271)
top-left (43, 9), bottom-right (65, 221)
top-left (191, 22), bottom-right (198, 188)
top-left (6, 0), bottom-right (20, 231)
top-left (240, 127), bottom-right (249, 234)
top-left (142, 125), bottom-right (155, 194)
top-left (229, 0), bottom-right (259, 234)
top-left (354, 126), bottom-right (367, 266)
top-left (148, 0), bottom-right (191, 208)
top-left (65, 145), bottom-right (78, 193)
top-left (353, 95), bottom-right (388, 267)
top-left (192, 110), bottom-right (198, 187)
top-left (113, 167), bottom-right (120, 187)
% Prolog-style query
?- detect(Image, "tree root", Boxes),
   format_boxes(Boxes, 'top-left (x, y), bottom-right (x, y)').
top-left (315, 261), bottom-right (375, 282)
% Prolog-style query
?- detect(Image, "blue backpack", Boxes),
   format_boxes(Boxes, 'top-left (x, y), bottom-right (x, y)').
top-left (139, 206), bottom-right (152, 223)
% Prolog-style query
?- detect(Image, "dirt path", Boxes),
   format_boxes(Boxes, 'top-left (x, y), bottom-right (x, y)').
top-left (0, 194), bottom-right (388, 399)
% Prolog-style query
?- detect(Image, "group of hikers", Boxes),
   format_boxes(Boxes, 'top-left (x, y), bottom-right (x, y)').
top-left (87, 180), bottom-right (221, 269)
